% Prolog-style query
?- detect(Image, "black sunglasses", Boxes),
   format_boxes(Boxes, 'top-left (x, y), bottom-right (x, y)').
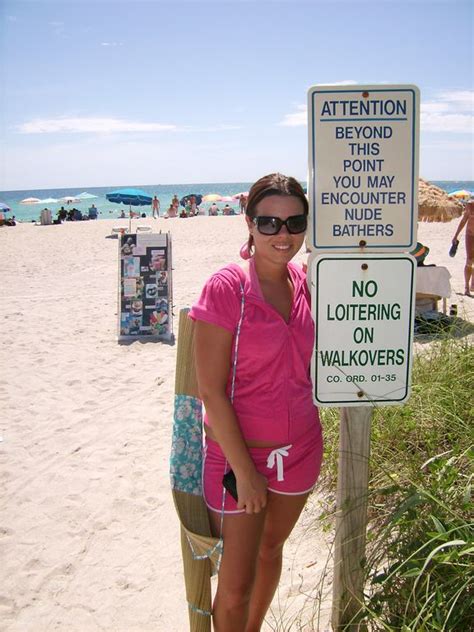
top-left (252, 214), bottom-right (307, 235)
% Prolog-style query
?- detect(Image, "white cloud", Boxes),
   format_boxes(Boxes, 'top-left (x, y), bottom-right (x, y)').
top-left (17, 117), bottom-right (178, 134)
top-left (279, 105), bottom-right (306, 127)
top-left (421, 90), bottom-right (474, 133)
top-left (314, 80), bottom-right (359, 86)
top-left (16, 117), bottom-right (243, 135)
top-left (421, 112), bottom-right (472, 133)
top-left (185, 124), bottom-right (242, 132)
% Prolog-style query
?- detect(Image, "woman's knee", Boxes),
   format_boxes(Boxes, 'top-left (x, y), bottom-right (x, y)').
top-left (258, 536), bottom-right (284, 563)
top-left (217, 579), bottom-right (253, 612)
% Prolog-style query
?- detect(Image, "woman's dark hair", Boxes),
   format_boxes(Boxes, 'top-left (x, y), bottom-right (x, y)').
top-left (245, 173), bottom-right (308, 253)
top-left (246, 173), bottom-right (308, 218)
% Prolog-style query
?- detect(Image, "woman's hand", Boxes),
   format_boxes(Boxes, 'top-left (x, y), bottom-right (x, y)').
top-left (236, 470), bottom-right (268, 514)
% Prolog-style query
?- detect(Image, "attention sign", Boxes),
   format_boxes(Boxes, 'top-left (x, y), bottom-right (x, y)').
top-left (310, 254), bottom-right (416, 406)
top-left (308, 84), bottom-right (419, 252)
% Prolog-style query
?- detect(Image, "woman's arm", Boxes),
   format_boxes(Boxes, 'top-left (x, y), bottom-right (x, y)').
top-left (453, 210), bottom-right (468, 241)
top-left (194, 320), bottom-right (267, 513)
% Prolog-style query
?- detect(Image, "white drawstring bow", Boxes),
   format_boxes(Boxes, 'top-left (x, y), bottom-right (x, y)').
top-left (266, 445), bottom-right (292, 481)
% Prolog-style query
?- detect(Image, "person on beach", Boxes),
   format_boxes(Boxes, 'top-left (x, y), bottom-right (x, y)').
top-left (239, 194), bottom-right (247, 214)
top-left (189, 173), bottom-right (323, 631)
top-left (451, 199), bottom-right (474, 296)
top-left (152, 195), bottom-right (160, 219)
top-left (57, 206), bottom-right (67, 221)
top-left (209, 202), bottom-right (219, 216)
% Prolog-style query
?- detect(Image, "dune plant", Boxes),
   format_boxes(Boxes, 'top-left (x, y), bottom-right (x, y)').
top-left (317, 336), bottom-right (473, 630)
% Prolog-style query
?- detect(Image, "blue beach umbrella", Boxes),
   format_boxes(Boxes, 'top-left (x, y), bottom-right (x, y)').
top-left (106, 187), bottom-right (153, 207)
top-left (106, 188), bottom-right (153, 230)
top-left (179, 193), bottom-right (203, 208)
top-left (0, 202), bottom-right (11, 212)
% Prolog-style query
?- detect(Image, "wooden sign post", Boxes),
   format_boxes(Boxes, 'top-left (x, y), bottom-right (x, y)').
top-left (307, 84), bottom-right (420, 628)
top-left (331, 407), bottom-right (372, 629)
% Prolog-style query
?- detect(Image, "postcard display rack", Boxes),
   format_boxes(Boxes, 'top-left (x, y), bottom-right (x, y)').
top-left (118, 232), bottom-right (173, 342)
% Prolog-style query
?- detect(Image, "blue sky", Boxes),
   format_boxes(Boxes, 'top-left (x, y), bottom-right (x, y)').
top-left (1, 0), bottom-right (472, 190)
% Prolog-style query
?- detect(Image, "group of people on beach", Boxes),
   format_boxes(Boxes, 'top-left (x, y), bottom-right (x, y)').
top-left (53, 205), bottom-right (98, 222)
top-left (151, 193), bottom-right (248, 219)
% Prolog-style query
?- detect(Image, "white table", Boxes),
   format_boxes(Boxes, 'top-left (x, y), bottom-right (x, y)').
top-left (415, 266), bottom-right (451, 314)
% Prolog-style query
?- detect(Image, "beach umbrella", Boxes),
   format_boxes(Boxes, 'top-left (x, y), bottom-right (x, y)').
top-left (179, 194), bottom-right (203, 207)
top-left (231, 191), bottom-right (249, 200)
top-left (75, 192), bottom-right (98, 200)
top-left (418, 178), bottom-right (464, 223)
top-left (106, 188), bottom-right (152, 207)
top-left (220, 196), bottom-right (234, 203)
top-left (448, 189), bottom-right (472, 200)
top-left (0, 202), bottom-right (11, 212)
top-left (58, 196), bottom-right (80, 204)
top-left (106, 188), bottom-right (153, 231)
top-left (202, 193), bottom-right (222, 203)
top-left (20, 197), bottom-right (41, 204)
top-left (39, 197), bottom-right (59, 204)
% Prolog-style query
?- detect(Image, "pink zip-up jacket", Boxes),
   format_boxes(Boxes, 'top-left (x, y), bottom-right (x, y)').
top-left (189, 258), bottom-right (321, 444)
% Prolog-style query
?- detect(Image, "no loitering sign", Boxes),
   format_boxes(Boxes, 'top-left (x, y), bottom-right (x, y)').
top-left (308, 84), bottom-right (420, 252)
top-left (310, 254), bottom-right (416, 406)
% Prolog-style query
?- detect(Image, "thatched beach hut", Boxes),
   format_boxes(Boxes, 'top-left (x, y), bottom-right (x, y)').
top-left (418, 178), bottom-right (464, 223)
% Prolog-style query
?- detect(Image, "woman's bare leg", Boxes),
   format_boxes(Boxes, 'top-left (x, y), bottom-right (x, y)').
top-left (464, 257), bottom-right (473, 295)
top-left (208, 508), bottom-right (266, 632)
top-left (245, 492), bottom-right (310, 632)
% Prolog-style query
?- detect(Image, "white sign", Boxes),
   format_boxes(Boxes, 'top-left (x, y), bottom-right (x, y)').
top-left (308, 84), bottom-right (419, 252)
top-left (310, 254), bottom-right (416, 406)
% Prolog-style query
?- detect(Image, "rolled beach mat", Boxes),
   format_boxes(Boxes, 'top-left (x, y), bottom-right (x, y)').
top-left (171, 308), bottom-right (218, 631)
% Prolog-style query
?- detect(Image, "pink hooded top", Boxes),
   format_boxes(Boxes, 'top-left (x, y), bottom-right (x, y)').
top-left (189, 258), bottom-right (320, 444)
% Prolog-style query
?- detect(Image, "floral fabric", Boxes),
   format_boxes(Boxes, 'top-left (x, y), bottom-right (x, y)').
top-left (170, 394), bottom-right (204, 495)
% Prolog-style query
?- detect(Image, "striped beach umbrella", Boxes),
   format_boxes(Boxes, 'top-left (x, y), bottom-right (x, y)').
top-left (448, 189), bottom-right (472, 200)
top-left (202, 193), bottom-right (222, 203)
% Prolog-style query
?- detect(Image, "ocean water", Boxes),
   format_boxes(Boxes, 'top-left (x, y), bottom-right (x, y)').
top-left (0, 182), bottom-right (254, 223)
top-left (0, 180), bottom-right (472, 223)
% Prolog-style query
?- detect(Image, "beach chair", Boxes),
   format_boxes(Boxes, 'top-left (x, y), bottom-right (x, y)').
top-left (40, 208), bottom-right (52, 225)
top-left (111, 227), bottom-right (129, 236)
top-left (170, 309), bottom-right (222, 632)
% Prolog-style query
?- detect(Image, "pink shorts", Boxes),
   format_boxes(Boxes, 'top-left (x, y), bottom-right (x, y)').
top-left (203, 424), bottom-right (323, 514)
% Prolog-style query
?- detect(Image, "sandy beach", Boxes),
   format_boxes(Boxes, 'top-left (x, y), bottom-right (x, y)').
top-left (1, 216), bottom-right (472, 632)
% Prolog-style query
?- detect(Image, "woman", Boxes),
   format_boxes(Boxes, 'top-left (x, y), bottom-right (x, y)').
top-left (451, 199), bottom-right (474, 296)
top-left (189, 173), bottom-right (323, 631)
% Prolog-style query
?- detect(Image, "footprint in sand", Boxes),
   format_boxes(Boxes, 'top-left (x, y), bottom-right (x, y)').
top-left (0, 596), bottom-right (16, 615)
top-left (0, 526), bottom-right (14, 538)
top-left (23, 557), bottom-right (46, 571)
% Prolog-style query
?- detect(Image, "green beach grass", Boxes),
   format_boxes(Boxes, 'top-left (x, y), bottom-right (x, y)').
top-left (315, 336), bottom-right (473, 630)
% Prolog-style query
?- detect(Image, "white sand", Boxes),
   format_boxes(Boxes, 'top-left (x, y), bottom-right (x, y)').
top-left (0, 216), bottom-right (472, 631)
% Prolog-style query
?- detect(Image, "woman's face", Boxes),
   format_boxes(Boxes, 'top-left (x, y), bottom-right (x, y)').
top-left (246, 194), bottom-right (306, 265)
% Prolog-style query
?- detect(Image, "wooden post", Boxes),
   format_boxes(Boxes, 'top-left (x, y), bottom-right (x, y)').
top-left (332, 406), bottom-right (372, 630)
